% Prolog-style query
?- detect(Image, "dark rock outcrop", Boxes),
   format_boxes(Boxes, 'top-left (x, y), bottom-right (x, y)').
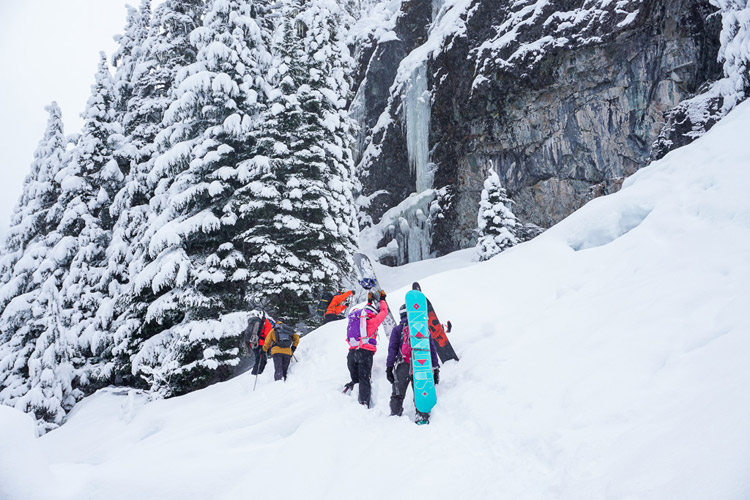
top-left (353, 0), bottom-right (724, 263)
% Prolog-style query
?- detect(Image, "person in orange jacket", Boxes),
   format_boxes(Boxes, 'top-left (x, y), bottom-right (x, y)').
top-left (324, 290), bottom-right (354, 324)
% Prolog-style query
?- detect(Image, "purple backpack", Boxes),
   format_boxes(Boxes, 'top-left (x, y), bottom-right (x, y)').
top-left (346, 308), bottom-right (366, 348)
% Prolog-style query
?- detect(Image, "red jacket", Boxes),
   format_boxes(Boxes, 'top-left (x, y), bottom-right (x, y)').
top-left (258, 319), bottom-right (273, 347)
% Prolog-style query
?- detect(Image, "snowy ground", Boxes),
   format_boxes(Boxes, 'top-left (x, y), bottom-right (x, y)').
top-left (2, 101), bottom-right (750, 499)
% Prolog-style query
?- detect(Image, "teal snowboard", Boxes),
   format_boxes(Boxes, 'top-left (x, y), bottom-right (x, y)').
top-left (405, 290), bottom-right (436, 415)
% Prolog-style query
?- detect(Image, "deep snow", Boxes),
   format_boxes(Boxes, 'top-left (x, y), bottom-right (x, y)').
top-left (2, 100), bottom-right (750, 499)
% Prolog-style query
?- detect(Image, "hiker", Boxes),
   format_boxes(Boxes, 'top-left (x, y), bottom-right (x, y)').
top-left (324, 290), bottom-right (354, 324)
top-left (343, 290), bottom-right (388, 407)
top-left (243, 314), bottom-right (274, 375)
top-left (386, 304), bottom-right (440, 424)
top-left (262, 320), bottom-right (300, 381)
top-left (250, 316), bottom-right (274, 375)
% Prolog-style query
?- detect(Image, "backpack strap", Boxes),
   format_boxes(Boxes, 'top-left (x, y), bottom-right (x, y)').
top-left (359, 308), bottom-right (367, 349)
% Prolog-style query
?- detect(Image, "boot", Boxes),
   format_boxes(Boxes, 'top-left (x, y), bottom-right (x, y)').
top-left (415, 411), bottom-right (430, 425)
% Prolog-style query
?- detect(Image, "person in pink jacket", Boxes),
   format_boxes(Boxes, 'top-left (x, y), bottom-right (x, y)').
top-left (343, 290), bottom-right (388, 407)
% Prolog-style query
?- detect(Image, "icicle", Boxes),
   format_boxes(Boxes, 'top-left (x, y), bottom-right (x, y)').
top-left (402, 0), bottom-right (448, 193)
top-left (403, 65), bottom-right (433, 192)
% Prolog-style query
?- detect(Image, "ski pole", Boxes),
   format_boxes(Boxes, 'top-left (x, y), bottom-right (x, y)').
top-left (253, 348), bottom-right (264, 391)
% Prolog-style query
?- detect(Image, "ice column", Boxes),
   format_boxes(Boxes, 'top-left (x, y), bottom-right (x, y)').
top-left (403, 64), bottom-right (433, 192)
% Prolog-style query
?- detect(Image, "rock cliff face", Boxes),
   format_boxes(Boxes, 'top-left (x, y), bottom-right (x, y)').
top-left (352, 0), bottom-right (724, 264)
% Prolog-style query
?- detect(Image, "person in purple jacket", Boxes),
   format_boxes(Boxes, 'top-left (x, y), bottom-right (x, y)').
top-left (386, 304), bottom-right (440, 423)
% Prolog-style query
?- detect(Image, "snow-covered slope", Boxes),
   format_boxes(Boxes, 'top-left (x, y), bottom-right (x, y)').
top-left (3, 101), bottom-right (750, 499)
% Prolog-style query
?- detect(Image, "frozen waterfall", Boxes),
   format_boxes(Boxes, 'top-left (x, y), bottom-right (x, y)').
top-left (403, 64), bottom-right (433, 192)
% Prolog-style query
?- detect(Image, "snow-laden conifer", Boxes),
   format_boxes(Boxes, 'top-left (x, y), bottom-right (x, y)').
top-left (243, 0), bottom-right (358, 320)
top-left (476, 169), bottom-right (519, 261)
top-left (58, 54), bottom-right (125, 396)
top-left (129, 0), bottom-right (271, 395)
top-left (0, 103), bottom-right (78, 432)
top-left (107, 0), bottom-right (208, 386)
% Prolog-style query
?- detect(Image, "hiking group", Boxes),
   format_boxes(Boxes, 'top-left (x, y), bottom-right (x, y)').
top-left (244, 280), bottom-right (451, 425)
top-left (342, 287), bottom-right (443, 424)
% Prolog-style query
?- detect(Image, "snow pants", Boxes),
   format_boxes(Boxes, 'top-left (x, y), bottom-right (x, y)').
top-left (251, 346), bottom-right (267, 375)
top-left (389, 362), bottom-right (429, 422)
top-left (347, 349), bottom-right (374, 407)
top-left (272, 353), bottom-right (291, 381)
top-left (323, 313), bottom-right (343, 324)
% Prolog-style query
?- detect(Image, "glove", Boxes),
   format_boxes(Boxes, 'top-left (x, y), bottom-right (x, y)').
top-left (265, 350), bottom-right (272, 359)
top-left (386, 366), bottom-right (395, 384)
top-left (445, 321), bottom-right (452, 333)
top-left (291, 346), bottom-right (297, 354)
top-left (433, 367), bottom-right (440, 385)
top-left (379, 289), bottom-right (387, 300)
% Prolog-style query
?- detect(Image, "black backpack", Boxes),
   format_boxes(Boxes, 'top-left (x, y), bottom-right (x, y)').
top-left (315, 291), bottom-right (335, 317)
top-left (274, 323), bottom-right (295, 349)
top-left (244, 315), bottom-right (265, 348)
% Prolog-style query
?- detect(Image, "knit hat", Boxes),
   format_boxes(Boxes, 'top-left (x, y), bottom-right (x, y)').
top-left (399, 303), bottom-right (407, 318)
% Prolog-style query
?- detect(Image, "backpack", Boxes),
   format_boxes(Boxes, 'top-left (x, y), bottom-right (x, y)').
top-left (400, 323), bottom-right (412, 364)
top-left (244, 315), bottom-right (265, 348)
top-left (274, 323), bottom-right (295, 349)
top-left (316, 291), bottom-right (335, 317)
top-left (346, 308), bottom-right (366, 348)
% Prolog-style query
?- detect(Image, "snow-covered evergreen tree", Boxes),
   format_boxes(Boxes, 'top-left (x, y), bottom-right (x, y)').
top-left (129, 0), bottom-right (271, 395)
top-left (107, 0), bottom-right (208, 386)
top-left (0, 102), bottom-right (79, 432)
top-left (476, 169), bottom-right (519, 261)
top-left (243, 0), bottom-right (358, 320)
top-left (58, 54), bottom-right (125, 392)
top-left (91, 3), bottom-right (153, 382)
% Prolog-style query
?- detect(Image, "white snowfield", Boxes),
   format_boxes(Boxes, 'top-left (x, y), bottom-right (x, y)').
top-left (2, 101), bottom-right (750, 499)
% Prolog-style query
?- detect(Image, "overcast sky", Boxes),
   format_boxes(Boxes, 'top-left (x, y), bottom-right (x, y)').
top-left (0, 0), bottom-right (137, 239)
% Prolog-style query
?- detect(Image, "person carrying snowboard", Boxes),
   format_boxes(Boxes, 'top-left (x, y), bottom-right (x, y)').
top-left (386, 304), bottom-right (440, 423)
top-left (262, 320), bottom-right (300, 381)
top-left (343, 290), bottom-right (388, 407)
top-left (324, 290), bottom-right (354, 324)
